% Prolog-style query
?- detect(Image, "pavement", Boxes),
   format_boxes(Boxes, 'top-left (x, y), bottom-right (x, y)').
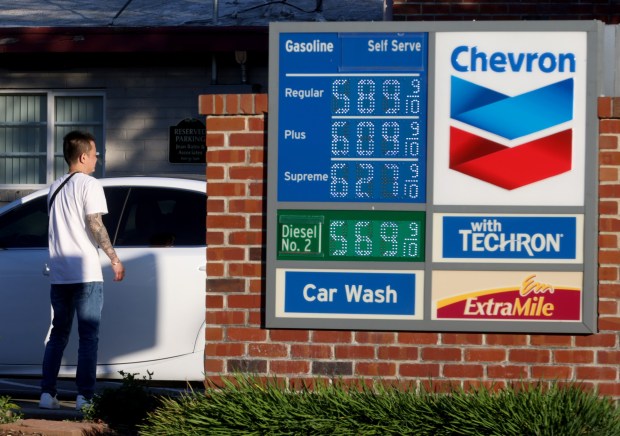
top-left (0, 378), bottom-right (198, 435)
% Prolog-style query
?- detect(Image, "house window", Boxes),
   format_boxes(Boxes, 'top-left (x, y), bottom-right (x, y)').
top-left (0, 93), bottom-right (104, 188)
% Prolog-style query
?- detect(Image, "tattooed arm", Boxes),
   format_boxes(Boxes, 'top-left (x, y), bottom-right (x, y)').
top-left (86, 213), bottom-right (125, 281)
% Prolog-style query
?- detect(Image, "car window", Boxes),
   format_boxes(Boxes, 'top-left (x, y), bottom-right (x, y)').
top-left (0, 196), bottom-right (48, 248)
top-left (102, 187), bottom-right (129, 245)
top-left (115, 187), bottom-right (206, 247)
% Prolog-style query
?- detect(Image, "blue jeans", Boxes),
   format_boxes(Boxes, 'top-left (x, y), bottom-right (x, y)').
top-left (41, 282), bottom-right (103, 399)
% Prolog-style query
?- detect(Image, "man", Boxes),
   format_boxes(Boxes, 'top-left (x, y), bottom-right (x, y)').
top-left (39, 131), bottom-right (125, 411)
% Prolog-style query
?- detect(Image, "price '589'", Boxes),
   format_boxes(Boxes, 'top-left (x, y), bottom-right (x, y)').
top-left (332, 78), bottom-right (422, 116)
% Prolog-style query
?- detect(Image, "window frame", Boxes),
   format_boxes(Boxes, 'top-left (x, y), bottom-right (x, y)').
top-left (0, 90), bottom-right (106, 190)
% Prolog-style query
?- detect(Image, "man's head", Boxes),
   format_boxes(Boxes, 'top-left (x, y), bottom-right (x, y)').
top-left (63, 131), bottom-right (98, 174)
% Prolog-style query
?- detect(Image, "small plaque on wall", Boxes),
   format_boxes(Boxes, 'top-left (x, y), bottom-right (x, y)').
top-left (169, 118), bottom-right (206, 163)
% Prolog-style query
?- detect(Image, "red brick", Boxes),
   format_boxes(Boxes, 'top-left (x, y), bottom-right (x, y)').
top-left (228, 294), bottom-right (261, 309)
top-left (377, 346), bottom-right (418, 360)
top-left (229, 199), bottom-right (263, 213)
top-left (508, 349), bottom-right (550, 363)
top-left (598, 283), bottom-right (620, 298)
top-left (206, 230), bottom-right (224, 245)
top-left (205, 326), bottom-right (223, 341)
top-left (207, 116), bottom-right (246, 131)
top-left (312, 330), bottom-right (353, 343)
top-left (206, 295), bottom-right (223, 309)
top-left (226, 94), bottom-right (239, 114)
top-left (229, 231), bottom-right (262, 245)
top-left (553, 350), bottom-right (594, 364)
top-left (599, 234), bottom-right (618, 248)
top-left (228, 262), bottom-right (262, 277)
top-left (441, 333), bottom-right (483, 345)
top-left (600, 167), bottom-right (619, 182)
top-left (205, 343), bottom-right (245, 357)
top-left (198, 95), bottom-right (214, 115)
top-left (207, 247), bottom-right (244, 261)
top-left (204, 358), bottom-right (224, 373)
top-left (248, 343), bottom-right (288, 358)
top-left (229, 132), bottom-right (265, 147)
top-left (576, 366), bottom-right (617, 380)
top-left (598, 317), bottom-right (620, 331)
top-left (574, 333), bottom-right (617, 347)
top-left (205, 262), bottom-right (224, 276)
top-left (465, 348), bottom-right (506, 362)
top-left (207, 149), bottom-right (246, 163)
top-left (531, 365), bottom-right (572, 379)
top-left (355, 332), bottom-right (396, 344)
top-left (255, 93), bottom-right (268, 113)
top-left (598, 300), bottom-right (618, 315)
top-left (597, 383), bottom-right (620, 397)
top-left (443, 364), bottom-right (484, 378)
top-left (599, 266), bottom-right (618, 281)
top-left (486, 334), bottom-right (528, 346)
top-left (487, 365), bottom-right (528, 379)
top-left (206, 132), bottom-right (225, 146)
top-left (529, 335), bottom-right (572, 347)
top-left (600, 119), bottom-right (620, 134)
top-left (226, 327), bottom-right (267, 342)
top-left (421, 347), bottom-right (462, 361)
top-left (207, 214), bottom-right (246, 229)
top-left (598, 96), bottom-right (613, 118)
top-left (248, 117), bottom-right (265, 131)
top-left (598, 350), bottom-right (620, 364)
top-left (600, 135), bottom-right (619, 149)
top-left (400, 363), bottom-right (440, 378)
top-left (290, 344), bottom-right (332, 359)
top-left (229, 166), bottom-right (264, 180)
top-left (599, 200), bottom-right (618, 215)
top-left (207, 310), bottom-right (245, 325)
top-left (335, 345), bottom-right (375, 359)
top-left (355, 362), bottom-right (396, 377)
top-left (240, 94), bottom-right (255, 114)
top-left (398, 332), bottom-right (439, 344)
top-left (207, 182), bottom-right (247, 196)
top-left (206, 165), bottom-right (225, 180)
top-left (269, 330), bottom-right (310, 342)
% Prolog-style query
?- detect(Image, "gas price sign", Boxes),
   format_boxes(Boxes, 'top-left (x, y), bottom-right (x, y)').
top-left (278, 210), bottom-right (425, 262)
top-left (277, 32), bottom-right (428, 203)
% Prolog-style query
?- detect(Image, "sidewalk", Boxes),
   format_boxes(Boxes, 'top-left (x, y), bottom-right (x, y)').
top-left (0, 397), bottom-right (111, 436)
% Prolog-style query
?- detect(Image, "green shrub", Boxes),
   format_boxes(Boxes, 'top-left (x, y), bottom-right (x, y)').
top-left (86, 370), bottom-right (161, 434)
top-left (139, 375), bottom-right (620, 435)
top-left (0, 395), bottom-right (22, 424)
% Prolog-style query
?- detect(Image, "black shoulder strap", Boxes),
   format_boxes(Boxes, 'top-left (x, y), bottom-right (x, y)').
top-left (48, 172), bottom-right (79, 214)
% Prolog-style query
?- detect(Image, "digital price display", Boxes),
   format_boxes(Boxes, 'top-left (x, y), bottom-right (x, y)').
top-left (278, 32), bottom-right (428, 203)
top-left (277, 210), bottom-right (425, 262)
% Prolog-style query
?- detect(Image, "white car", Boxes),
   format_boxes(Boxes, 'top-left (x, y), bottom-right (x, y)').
top-left (0, 177), bottom-right (206, 381)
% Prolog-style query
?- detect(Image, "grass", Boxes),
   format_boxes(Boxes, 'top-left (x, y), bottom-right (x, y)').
top-left (137, 375), bottom-right (620, 435)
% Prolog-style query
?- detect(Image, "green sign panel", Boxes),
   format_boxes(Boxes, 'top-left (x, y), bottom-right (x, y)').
top-left (278, 210), bottom-right (425, 262)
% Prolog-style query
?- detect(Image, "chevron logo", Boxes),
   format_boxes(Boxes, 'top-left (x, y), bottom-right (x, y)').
top-left (449, 76), bottom-right (574, 190)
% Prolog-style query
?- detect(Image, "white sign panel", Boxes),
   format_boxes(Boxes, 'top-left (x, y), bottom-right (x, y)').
top-left (433, 32), bottom-right (588, 206)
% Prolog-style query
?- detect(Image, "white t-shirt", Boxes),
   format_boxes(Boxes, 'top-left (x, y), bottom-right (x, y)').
top-left (48, 172), bottom-right (108, 284)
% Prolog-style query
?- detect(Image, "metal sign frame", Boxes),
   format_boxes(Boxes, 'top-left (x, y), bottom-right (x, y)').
top-left (266, 21), bottom-right (602, 333)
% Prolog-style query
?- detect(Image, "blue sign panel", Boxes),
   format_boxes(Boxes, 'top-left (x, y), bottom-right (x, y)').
top-left (278, 32), bottom-right (428, 203)
top-left (441, 216), bottom-right (578, 260)
top-left (283, 270), bottom-right (418, 315)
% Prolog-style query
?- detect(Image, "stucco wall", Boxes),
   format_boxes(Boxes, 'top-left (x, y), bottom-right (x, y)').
top-left (201, 93), bottom-right (620, 399)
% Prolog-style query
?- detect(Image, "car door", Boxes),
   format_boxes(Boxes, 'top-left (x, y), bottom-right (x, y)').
top-left (61, 186), bottom-right (207, 367)
top-left (0, 195), bottom-right (52, 367)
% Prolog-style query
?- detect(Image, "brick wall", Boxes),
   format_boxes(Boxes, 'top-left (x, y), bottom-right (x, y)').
top-left (392, 0), bottom-right (620, 24)
top-left (199, 94), bottom-right (620, 399)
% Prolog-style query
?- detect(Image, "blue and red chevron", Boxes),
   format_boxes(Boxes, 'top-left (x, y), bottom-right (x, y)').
top-left (449, 76), bottom-right (574, 190)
